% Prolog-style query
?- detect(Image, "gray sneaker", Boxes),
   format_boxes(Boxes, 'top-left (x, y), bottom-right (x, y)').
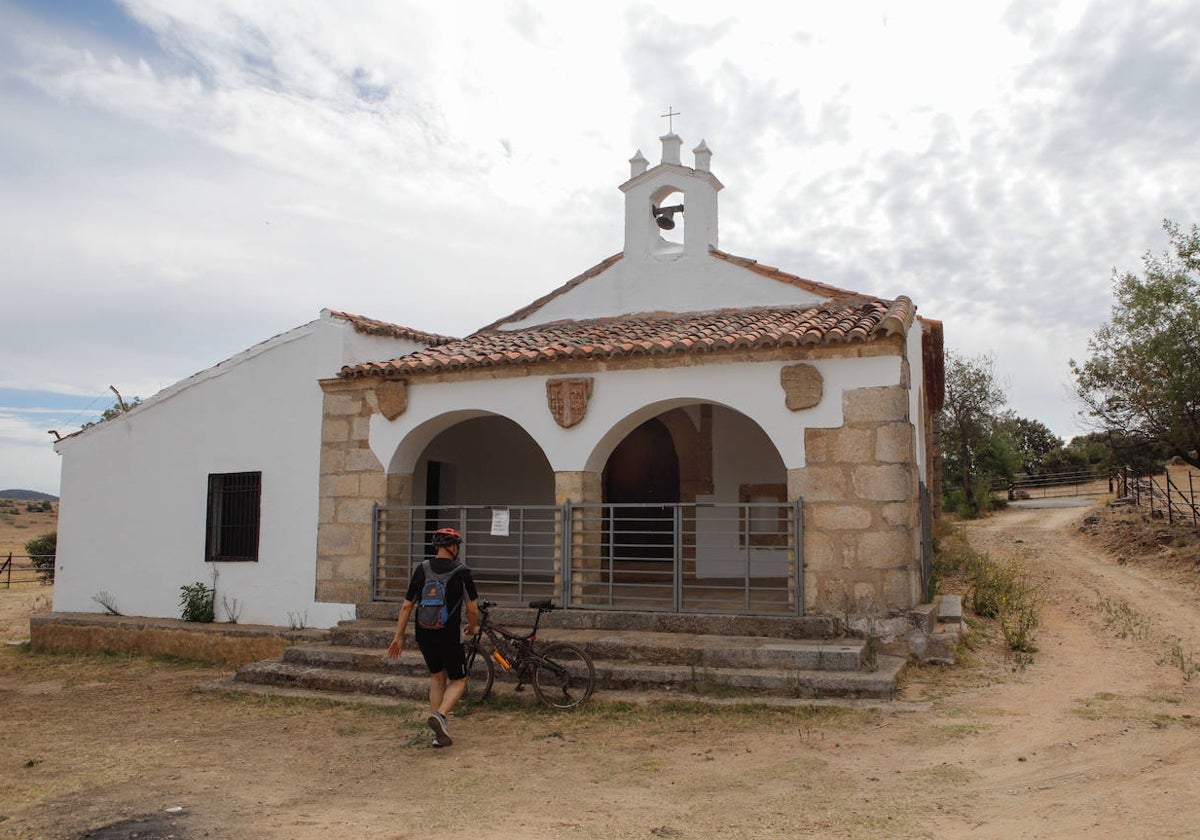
top-left (428, 712), bottom-right (452, 747)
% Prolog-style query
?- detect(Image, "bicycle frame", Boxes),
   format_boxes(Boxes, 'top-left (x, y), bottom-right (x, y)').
top-left (463, 599), bottom-right (596, 709)
top-left (469, 600), bottom-right (550, 682)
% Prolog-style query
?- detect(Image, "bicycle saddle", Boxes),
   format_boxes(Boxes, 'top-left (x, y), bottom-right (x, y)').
top-left (529, 599), bottom-right (555, 610)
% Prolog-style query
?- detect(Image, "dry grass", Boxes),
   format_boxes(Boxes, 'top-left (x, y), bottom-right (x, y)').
top-left (0, 499), bottom-right (57, 557)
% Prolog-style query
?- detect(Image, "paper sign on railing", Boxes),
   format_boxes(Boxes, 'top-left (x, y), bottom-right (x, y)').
top-left (491, 508), bottom-right (510, 537)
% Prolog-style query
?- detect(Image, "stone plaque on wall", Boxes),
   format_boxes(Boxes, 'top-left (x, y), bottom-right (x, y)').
top-left (373, 380), bottom-right (408, 421)
top-left (546, 377), bottom-right (594, 428)
top-left (780, 363), bottom-right (823, 411)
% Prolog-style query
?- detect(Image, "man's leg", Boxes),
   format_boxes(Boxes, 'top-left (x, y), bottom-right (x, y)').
top-left (438, 677), bottom-right (467, 716)
top-left (428, 670), bottom-right (448, 714)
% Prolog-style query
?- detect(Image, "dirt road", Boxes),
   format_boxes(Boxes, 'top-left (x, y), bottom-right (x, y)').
top-left (1, 501), bottom-right (1198, 839)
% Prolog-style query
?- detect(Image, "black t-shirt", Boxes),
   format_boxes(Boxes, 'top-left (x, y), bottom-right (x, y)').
top-left (405, 556), bottom-right (478, 637)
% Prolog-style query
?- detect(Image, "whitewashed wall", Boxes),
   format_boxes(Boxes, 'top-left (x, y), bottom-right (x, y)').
top-left (373, 353), bottom-right (903, 477)
top-left (53, 314), bottom-right (425, 628)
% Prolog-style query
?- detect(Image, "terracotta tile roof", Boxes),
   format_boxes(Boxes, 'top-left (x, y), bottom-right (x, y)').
top-left (339, 298), bottom-right (915, 379)
top-left (328, 310), bottom-right (457, 345)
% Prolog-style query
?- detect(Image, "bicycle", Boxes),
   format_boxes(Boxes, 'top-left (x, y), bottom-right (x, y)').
top-left (463, 599), bottom-right (596, 709)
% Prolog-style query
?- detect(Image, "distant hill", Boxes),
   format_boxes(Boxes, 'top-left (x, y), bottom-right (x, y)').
top-left (0, 489), bottom-right (59, 502)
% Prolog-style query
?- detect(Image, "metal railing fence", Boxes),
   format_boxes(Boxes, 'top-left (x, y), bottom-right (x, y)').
top-left (373, 505), bottom-right (559, 604)
top-left (373, 501), bottom-right (803, 616)
top-left (1118, 468), bottom-right (1199, 526)
top-left (991, 468), bottom-right (1111, 499)
top-left (1, 553), bottom-right (54, 588)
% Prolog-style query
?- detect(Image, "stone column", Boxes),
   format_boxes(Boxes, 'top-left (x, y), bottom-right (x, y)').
top-left (315, 379), bottom-right (389, 605)
top-left (555, 471), bottom-right (603, 606)
top-left (789, 384), bottom-right (921, 618)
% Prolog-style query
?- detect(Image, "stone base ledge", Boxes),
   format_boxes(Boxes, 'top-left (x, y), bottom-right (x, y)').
top-left (29, 612), bottom-right (328, 667)
top-left (847, 598), bottom-right (963, 665)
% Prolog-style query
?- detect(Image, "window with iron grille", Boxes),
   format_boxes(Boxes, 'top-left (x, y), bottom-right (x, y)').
top-left (205, 472), bottom-right (261, 562)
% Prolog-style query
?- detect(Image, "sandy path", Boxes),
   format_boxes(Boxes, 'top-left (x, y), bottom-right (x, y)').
top-left (2, 502), bottom-right (1199, 839)
top-left (915, 504), bottom-right (1200, 838)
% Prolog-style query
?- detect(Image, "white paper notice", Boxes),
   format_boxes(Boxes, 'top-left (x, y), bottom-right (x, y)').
top-left (490, 508), bottom-right (510, 536)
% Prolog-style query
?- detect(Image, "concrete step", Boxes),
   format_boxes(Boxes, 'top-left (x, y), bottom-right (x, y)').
top-left (234, 650), bottom-right (904, 701)
top-left (327, 625), bottom-right (868, 672)
top-left (351, 605), bottom-right (839, 639)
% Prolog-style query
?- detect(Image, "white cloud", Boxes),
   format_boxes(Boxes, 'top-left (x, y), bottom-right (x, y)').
top-left (2, 0), bottom-right (1199, 493)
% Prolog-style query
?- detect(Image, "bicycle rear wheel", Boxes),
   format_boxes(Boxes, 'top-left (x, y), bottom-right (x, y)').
top-left (532, 642), bottom-right (595, 709)
top-left (463, 640), bottom-right (495, 704)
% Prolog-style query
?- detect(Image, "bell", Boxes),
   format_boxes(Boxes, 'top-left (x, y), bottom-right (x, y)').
top-left (656, 214), bottom-right (675, 230)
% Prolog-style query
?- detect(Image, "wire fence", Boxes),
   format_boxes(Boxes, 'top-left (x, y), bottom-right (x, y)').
top-left (1117, 467), bottom-right (1200, 526)
top-left (0, 553), bottom-right (55, 588)
top-left (991, 468), bottom-right (1111, 500)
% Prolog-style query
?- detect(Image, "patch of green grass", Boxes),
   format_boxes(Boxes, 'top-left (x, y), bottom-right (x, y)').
top-left (898, 723), bottom-right (985, 746)
top-left (1095, 597), bottom-right (1150, 640)
top-left (1072, 692), bottom-right (1132, 721)
top-left (1159, 637), bottom-right (1200, 683)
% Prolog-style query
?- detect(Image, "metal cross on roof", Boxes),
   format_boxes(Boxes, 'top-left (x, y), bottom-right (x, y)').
top-left (660, 106), bottom-right (680, 133)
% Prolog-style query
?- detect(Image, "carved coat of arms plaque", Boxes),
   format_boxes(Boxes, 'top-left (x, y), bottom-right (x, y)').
top-left (546, 377), bottom-right (594, 428)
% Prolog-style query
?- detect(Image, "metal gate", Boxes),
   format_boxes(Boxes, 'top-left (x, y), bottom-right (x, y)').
top-left (373, 501), bottom-right (803, 616)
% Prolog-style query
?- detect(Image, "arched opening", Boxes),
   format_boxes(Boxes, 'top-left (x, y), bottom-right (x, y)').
top-left (376, 414), bottom-right (557, 605)
top-left (603, 417), bottom-right (680, 562)
top-left (572, 402), bottom-right (796, 612)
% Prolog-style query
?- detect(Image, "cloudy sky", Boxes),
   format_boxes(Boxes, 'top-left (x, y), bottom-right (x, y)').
top-left (2, 0), bottom-right (1198, 495)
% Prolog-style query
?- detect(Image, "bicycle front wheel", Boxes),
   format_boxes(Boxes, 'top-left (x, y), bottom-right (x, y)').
top-left (532, 642), bottom-right (595, 709)
top-left (463, 640), bottom-right (495, 704)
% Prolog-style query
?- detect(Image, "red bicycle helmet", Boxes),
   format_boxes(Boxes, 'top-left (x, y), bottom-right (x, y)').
top-left (430, 527), bottom-right (463, 548)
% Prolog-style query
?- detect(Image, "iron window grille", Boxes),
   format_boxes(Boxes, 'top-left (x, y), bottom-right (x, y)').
top-left (205, 471), bottom-right (261, 562)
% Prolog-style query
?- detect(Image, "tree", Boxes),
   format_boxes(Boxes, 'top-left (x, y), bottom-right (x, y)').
top-left (1071, 220), bottom-right (1200, 469)
top-left (939, 351), bottom-right (1009, 515)
top-left (24, 531), bottom-right (56, 583)
top-left (996, 414), bottom-right (1063, 475)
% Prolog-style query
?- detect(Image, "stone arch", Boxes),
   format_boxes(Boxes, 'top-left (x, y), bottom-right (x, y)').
top-left (384, 411), bottom-right (554, 508)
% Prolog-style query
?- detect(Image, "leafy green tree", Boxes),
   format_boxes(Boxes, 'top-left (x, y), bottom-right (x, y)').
top-left (24, 531), bottom-right (56, 583)
top-left (1071, 220), bottom-right (1200, 469)
top-left (1059, 430), bottom-right (1168, 476)
top-left (996, 414), bottom-right (1064, 475)
top-left (939, 351), bottom-right (1009, 516)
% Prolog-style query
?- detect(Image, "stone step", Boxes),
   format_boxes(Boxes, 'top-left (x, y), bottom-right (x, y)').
top-left (326, 626), bottom-right (868, 672)
top-left (352, 604), bottom-right (839, 639)
top-left (233, 650), bottom-right (905, 701)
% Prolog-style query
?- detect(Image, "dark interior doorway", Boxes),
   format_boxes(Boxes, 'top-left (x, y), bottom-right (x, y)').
top-left (604, 418), bottom-right (680, 561)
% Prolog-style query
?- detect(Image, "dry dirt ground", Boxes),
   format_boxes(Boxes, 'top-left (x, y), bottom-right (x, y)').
top-left (0, 500), bottom-right (56, 559)
top-left (2, 500), bottom-right (1200, 839)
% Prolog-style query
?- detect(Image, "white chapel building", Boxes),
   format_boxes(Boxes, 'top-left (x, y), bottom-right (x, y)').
top-left (52, 133), bottom-right (944, 630)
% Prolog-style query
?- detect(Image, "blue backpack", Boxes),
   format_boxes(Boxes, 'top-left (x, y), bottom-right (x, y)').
top-left (416, 560), bottom-right (464, 630)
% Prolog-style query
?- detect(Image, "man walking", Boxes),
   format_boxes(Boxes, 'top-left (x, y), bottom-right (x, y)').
top-left (388, 527), bottom-right (480, 747)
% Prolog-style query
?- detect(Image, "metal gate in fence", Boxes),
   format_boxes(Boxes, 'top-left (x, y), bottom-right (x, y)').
top-left (373, 501), bottom-right (803, 616)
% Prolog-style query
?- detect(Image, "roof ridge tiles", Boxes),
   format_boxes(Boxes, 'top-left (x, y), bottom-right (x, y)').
top-left (327, 310), bottom-right (458, 345)
top-left (338, 298), bottom-right (915, 379)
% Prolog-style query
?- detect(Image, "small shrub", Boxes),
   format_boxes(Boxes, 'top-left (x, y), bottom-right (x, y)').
top-left (91, 590), bottom-right (121, 615)
top-left (23, 532), bottom-right (56, 583)
top-left (179, 582), bottom-right (215, 623)
top-left (221, 596), bottom-right (243, 624)
top-left (967, 556), bottom-right (1020, 619)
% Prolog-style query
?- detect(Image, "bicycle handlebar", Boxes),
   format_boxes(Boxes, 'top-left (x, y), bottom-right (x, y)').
top-left (477, 599), bottom-right (555, 612)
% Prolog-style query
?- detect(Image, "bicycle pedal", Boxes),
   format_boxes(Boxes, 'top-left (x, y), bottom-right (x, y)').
top-left (515, 684), bottom-right (526, 692)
